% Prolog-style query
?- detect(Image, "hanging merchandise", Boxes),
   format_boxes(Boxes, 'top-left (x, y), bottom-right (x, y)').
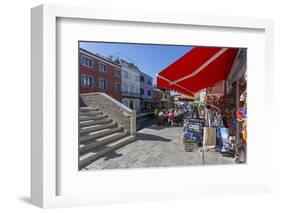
top-left (216, 113), bottom-right (230, 152)
top-left (194, 99), bottom-right (203, 108)
top-left (236, 108), bottom-right (247, 121)
top-left (242, 121), bottom-right (247, 142)
top-left (205, 95), bottom-right (225, 115)
top-left (240, 91), bottom-right (247, 102)
top-left (202, 109), bottom-right (216, 150)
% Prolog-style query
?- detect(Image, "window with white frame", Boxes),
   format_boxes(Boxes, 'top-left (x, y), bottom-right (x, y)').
top-left (80, 56), bottom-right (93, 67)
top-left (134, 75), bottom-right (139, 82)
top-left (123, 99), bottom-right (129, 107)
top-left (135, 87), bottom-right (139, 94)
top-left (134, 100), bottom-right (139, 110)
top-left (115, 69), bottom-right (121, 77)
top-left (115, 82), bottom-right (121, 92)
top-left (122, 70), bottom-right (128, 79)
top-left (140, 75), bottom-right (144, 82)
top-left (98, 63), bottom-right (107, 72)
top-left (129, 85), bottom-right (134, 93)
top-left (122, 84), bottom-right (128, 92)
top-left (98, 79), bottom-right (107, 90)
top-left (140, 88), bottom-right (144, 95)
top-left (80, 75), bottom-right (93, 88)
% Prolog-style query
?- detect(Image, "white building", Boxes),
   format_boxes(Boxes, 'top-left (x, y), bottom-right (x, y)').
top-left (120, 60), bottom-right (140, 111)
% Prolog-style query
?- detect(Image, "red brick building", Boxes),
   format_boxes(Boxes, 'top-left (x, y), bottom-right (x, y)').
top-left (79, 48), bottom-right (122, 102)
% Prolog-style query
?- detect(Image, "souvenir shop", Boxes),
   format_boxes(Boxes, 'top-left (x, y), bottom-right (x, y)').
top-left (157, 47), bottom-right (247, 163)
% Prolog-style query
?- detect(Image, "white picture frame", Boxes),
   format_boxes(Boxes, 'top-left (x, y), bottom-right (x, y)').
top-left (31, 4), bottom-right (274, 208)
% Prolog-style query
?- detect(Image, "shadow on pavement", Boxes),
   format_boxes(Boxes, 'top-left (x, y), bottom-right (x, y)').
top-left (104, 151), bottom-right (123, 160)
top-left (136, 132), bottom-right (172, 142)
top-left (145, 125), bottom-right (171, 130)
top-left (222, 152), bottom-right (235, 158)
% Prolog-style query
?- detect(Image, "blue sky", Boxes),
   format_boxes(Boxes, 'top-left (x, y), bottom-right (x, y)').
top-left (79, 42), bottom-right (193, 84)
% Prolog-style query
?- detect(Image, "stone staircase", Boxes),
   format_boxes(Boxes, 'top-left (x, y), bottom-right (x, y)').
top-left (79, 107), bottom-right (135, 170)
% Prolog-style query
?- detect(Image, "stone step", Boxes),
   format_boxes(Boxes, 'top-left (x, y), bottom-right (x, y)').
top-left (80, 122), bottom-right (117, 134)
top-left (80, 126), bottom-right (123, 143)
top-left (80, 107), bottom-right (98, 112)
top-left (79, 111), bottom-right (103, 116)
top-left (79, 131), bottom-right (129, 154)
top-left (79, 114), bottom-right (107, 121)
top-left (79, 118), bottom-right (112, 127)
top-left (79, 135), bottom-right (135, 169)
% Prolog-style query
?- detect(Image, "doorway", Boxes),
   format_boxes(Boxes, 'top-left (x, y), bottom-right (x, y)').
top-left (129, 100), bottom-right (134, 109)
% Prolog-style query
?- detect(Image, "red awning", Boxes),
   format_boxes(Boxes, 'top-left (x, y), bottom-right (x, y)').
top-left (157, 47), bottom-right (238, 96)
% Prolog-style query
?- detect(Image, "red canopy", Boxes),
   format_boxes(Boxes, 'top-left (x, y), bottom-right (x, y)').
top-left (157, 47), bottom-right (238, 96)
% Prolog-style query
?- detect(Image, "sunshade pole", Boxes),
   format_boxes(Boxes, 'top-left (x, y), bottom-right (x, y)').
top-left (157, 74), bottom-right (195, 95)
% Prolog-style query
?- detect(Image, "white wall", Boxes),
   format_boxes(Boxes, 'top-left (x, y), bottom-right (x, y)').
top-left (0, 0), bottom-right (281, 212)
top-left (121, 66), bottom-right (140, 95)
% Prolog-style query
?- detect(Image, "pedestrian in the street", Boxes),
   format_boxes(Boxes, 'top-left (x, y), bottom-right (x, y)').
top-left (168, 109), bottom-right (175, 127)
top-left (154, 107), bottom-right (159, 124)
top-left (163, 109), bottom-right (168, 125)
top-left (158, 110), bottom-right (165, 125)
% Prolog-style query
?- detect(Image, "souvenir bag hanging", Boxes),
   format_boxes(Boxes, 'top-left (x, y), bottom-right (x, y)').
top-left (183, 107), bottom-right (205, 143)
top-left (203, 109), bottom-right (216, 150)
top-left (216, 113), bottom-right (230, 152)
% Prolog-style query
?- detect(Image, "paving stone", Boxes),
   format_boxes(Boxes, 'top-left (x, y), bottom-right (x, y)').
top-left (85, 125), bottom-right (235, 170)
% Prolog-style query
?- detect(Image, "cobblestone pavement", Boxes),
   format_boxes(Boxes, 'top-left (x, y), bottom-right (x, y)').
top-left (84, 125), bottom-right (235, 170)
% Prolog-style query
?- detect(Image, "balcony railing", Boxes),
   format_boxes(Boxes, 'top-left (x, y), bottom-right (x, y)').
top-left (122, 91), bottom-right (140, 98)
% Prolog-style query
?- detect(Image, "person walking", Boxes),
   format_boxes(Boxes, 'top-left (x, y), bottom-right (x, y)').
top-left (154, 108), bottom-right (159, 124)
top-left (159, 109), bottom-right (168, 125)
top-left (168, 109), bottom-right (175, 127)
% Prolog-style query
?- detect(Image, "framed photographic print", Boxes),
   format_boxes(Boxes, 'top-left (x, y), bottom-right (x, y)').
top-left (31, 4), bottom-right (274, 208)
